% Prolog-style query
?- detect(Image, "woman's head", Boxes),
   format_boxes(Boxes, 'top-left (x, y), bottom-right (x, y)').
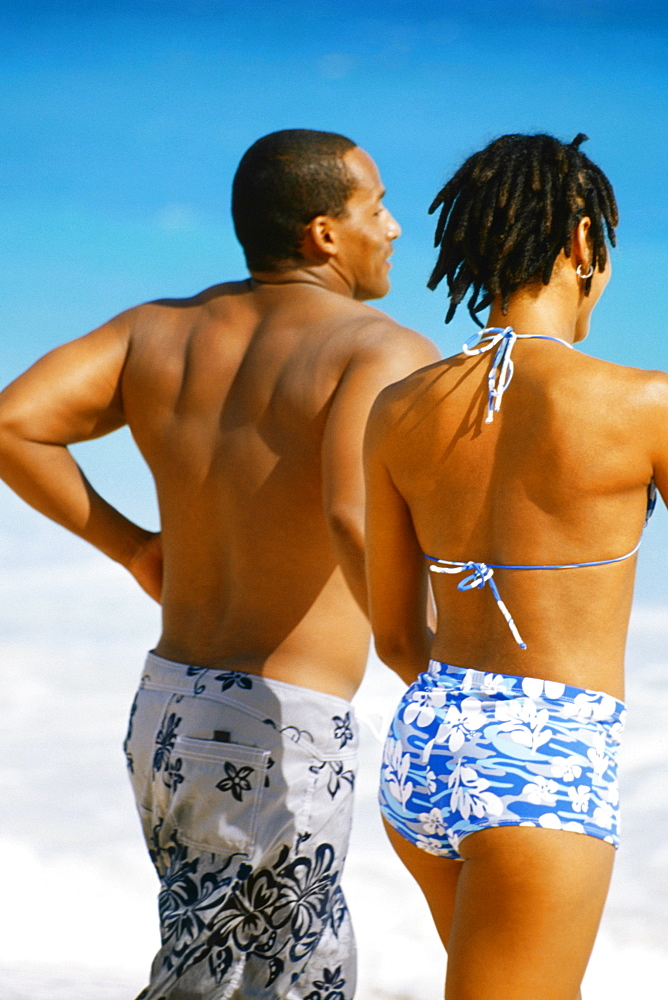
top-left (428, 133), bottom-right (618, 325)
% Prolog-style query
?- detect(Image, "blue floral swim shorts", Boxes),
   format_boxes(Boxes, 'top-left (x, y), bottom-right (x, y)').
top-left (379, 660), bottom-right (626, 859)
top-left (124, 652), bottom-right (358, 1000)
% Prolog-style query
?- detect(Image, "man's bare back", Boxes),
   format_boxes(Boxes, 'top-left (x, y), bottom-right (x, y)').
top-left (127, 278), bottom-right (437, 696)
top-left (0, 137), bottom-right (438, 700)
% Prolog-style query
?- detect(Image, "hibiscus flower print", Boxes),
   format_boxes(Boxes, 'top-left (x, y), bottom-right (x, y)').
top-left (272, 843), bottom-right (337, 950)
top-left (153, 712), bottom-right (182, 774)
top-left (416, 835), bottom-right (452, 856)
top-left (495, 698), bottom-right (552, 751)
top-left (563, 691), bottom-right (617, 724)
top-left (604, 781), bottom-right (620, 807)
top-left (332, 713), bottom-right (354, 748)
top-left (449, 762), bottom-right (504, 821)
top-left (418, 807), bottom-right (446, 836)
top-left (593, 801), bottom-right (615, 830)
top-left (185, 665), bottom-right (208, 695)
top-left (166, 756), bottom-right (185, 790)
top-left (402, 688), bottom-right (446, 728)
top-left (305, 964), bottom-right (347, 1000)
top-left (520, 677), bottom-right (566, 701)
top-left (158, 850), bottom-right (230, 959)
top-left (551, 755), bottom-right (583, 782)
top-left (479, 672), bottom-right (510, 696)
top-left (381, 737), bottom-right (414, 807)
top-left (215, 671), bottom-right (254, 692)
top-left (432, 697), bottom-right (486, 752)
top-left (216, 762), bottom-right (255, 802)
top-left (213, 868), bottom-right (283, 951)
top-left (537, 812), bottom-right (585, 835)
top-left (567, 784), bottom-right (592, 813)
top-left (522, 777), bottom-right (559, 805)
top-left (309, 759), bottom-right (355, 799)
top-left (586, 733), bottom-right (609, 778)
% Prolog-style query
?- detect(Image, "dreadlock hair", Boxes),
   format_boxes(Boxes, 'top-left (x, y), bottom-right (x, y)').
top-left (427, 133), bottom-right (619, 325)
top-left (232, 128), bottom-right (357, 272)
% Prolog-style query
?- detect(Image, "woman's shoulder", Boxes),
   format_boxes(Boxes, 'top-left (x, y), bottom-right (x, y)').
top-left (374, 353), bottom-right (460, 406)
top-left (577, 352), bottom-right (668, 399)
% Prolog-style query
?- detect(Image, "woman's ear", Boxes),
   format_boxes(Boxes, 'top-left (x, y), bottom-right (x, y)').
top-left (572, 216), bottom-right (593, 271)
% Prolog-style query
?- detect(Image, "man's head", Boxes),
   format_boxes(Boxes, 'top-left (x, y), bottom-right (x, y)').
top-left (232, 128), bottom-right (358, 272)
top-left (231, 129), bottom-right (400, 300)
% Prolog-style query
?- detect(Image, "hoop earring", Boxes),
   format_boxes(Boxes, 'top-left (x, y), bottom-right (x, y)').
top-left (576, 263), bottom-right (594, 279)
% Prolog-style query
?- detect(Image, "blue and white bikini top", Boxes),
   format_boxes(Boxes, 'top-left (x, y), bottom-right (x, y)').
top-left (424, 326), bottom-right (656, 649)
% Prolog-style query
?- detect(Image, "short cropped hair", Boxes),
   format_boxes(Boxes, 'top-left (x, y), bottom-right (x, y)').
top-left (232, 128), bottom-right (358, 271)
top-left (427, 132), bottom-right (619, 325)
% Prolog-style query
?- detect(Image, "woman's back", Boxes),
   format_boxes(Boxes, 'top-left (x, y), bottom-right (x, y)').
top-left (372, 334), bottom-right (665, 695)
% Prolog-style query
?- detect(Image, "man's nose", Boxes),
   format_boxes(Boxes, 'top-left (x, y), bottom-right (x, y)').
top-left (388, 212), bottom-right (401, 240)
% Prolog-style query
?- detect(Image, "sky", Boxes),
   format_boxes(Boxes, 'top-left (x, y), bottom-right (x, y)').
top-left (1, 0), bottom-right (667, 595)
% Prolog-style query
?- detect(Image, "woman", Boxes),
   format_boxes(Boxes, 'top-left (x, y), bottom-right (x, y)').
top-left (364, 133), bottom-right (668, 1000)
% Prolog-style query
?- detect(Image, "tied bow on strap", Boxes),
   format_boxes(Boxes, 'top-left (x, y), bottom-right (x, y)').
top-left (427, 558), bottom-right (527, 649)
top-left (462, 326), bottom-right (517, 424)
top-left (462, 326), bottom-right (575, 424)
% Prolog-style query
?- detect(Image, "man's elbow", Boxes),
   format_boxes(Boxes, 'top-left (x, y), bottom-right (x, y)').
top-left (0, 405), bottom-right (18, 456)
top-left (0, 400), bottom-right (32, 472)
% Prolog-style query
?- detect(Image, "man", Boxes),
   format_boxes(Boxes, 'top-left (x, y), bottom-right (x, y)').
top-left (0, 129), bottom-right (439, 999)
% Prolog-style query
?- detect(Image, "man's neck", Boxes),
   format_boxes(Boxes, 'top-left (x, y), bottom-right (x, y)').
top-left (249, 263), bottom-right (355, 298)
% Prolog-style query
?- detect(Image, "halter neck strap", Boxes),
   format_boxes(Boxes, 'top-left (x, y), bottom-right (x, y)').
top-left (462, 326), bottom-right (574, 424)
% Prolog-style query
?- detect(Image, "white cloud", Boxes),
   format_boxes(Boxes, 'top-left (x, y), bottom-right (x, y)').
top-left (154, 203), bottom-right (199, 231)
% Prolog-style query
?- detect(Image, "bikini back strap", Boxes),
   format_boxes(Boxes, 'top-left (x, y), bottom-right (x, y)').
top-left (426, 558), bottom-right (527, 649)
top-left (462, 326), bottom-right (574, 424)
top-left (424, 539), bottom-right (644, 650)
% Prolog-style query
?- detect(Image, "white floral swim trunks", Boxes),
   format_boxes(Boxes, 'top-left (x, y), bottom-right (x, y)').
top-left (124, 652), bottom-right (358, 1000)
top-left (379, 660), bottom-right (626, 859)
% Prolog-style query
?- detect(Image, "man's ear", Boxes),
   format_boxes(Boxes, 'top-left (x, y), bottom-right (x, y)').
top-left (302, 215), bottom-right (338, 260)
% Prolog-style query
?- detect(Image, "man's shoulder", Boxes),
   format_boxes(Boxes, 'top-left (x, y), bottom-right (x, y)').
top-left (121, 281), bottom-right (251, 336)
top-left (135, 280), bottom-right (248, 314)
top-left (329, 299), bottom-right (438, 359)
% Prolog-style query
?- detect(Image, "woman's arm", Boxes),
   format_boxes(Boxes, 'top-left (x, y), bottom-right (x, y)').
top-left (364, 391), bottom-right (432, 685)
top-left (648, 372), bottom-right (668, 509)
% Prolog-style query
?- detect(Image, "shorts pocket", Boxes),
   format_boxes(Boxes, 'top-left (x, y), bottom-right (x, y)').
top-left (163, 735), bottom-right (272, 855)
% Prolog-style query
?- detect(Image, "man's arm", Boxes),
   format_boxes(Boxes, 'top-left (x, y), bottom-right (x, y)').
top-left (321, 321), bottom-right (440, 615)
top-left (0, 313), bottom-right (162, 601)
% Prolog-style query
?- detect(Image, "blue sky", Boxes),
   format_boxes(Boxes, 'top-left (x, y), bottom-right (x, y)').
top-left (1, 0), bottom-right (667, 597)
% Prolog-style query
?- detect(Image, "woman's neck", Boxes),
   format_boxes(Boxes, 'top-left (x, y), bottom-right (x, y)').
top-left (485, 264), bottom-right (586, 345)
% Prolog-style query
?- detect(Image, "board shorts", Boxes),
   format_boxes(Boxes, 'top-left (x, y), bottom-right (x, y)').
top-left (379, 660), bottom-right (626, 860)
top-left (124, 652), bottom-right (359, 1000)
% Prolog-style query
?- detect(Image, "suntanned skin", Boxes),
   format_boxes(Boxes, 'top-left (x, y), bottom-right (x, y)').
top-left (365, 217), bottom-right (668, 1000)
top-left (0, 146), bottom-right (439, 701)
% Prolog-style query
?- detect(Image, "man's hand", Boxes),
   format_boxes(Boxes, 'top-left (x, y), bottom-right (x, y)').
top-left (127, 531), bottom-right (163, 603)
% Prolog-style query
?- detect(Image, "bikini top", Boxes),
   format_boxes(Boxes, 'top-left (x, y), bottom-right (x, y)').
top-left (424, 326), bottom-right (656, 649)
